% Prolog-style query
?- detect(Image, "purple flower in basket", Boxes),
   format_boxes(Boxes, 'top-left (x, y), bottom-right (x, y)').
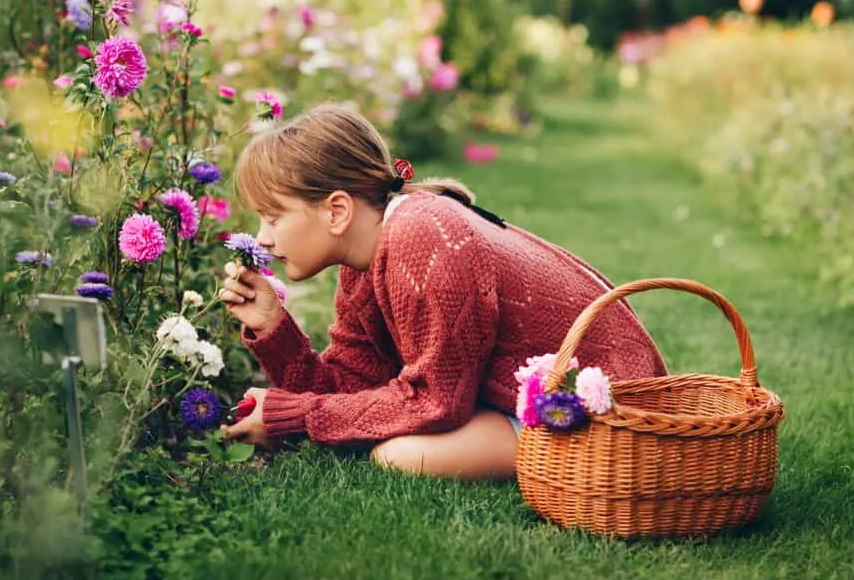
top-left (180, 388), bottom-right (221, 430)
top-left (534, 391), bottom-right (588, 431)
top-left (224, 232), bottom-right (273, 270)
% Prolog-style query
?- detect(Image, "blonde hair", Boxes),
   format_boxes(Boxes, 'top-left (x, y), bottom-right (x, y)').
top-left (234, 103), bottom-right (475, 214)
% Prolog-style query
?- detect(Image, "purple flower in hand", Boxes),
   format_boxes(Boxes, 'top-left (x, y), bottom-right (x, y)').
top-left (224, 232), bottom-right (273, 270)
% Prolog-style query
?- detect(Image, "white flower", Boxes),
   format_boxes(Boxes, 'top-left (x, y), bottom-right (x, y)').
top-left (156, 315), bottom-right (197, 345)
top-left (575, 367), bottom-right (612, 414)
top-left (182, 290), bottom-right (204, 308)
top-left (194, 340), bottom-right (224, 377)
top-left (299, 36), bottom-right (325, 53)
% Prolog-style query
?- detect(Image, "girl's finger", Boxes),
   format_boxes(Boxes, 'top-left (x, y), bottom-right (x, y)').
top-left (224, 261), bottom-right (239, 278)
top-left (219, 289), bottom-right (245, 304)
top-left (224, 277), bottom-right (255, 299)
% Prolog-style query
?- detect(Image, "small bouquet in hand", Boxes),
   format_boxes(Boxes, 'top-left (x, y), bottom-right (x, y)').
top-left (515, 353), bottom-right (613, 431)
top-left (223, 232), bottom-right (273, 271)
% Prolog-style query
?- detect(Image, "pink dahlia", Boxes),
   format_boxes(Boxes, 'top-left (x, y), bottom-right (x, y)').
top-left (93, 36), bottom-right (147, 99)
top-left (255, 91), bottom-right (283, 121)
top-left (575, 367), bottom-right (613, 415)
top-left (158, 188), bottom-right (199, 240)
top-left (119, 213), bottom-right (167, 263)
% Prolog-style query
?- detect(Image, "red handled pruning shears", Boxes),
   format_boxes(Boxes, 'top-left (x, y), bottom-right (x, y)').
top-left (224, 395), bottom-right (256, 425)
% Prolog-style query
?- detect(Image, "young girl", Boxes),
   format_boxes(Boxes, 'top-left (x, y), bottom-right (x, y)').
top-left (220, 104), bottom-right (667, 480)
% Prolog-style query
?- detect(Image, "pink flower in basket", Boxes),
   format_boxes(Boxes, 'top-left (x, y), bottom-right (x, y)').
top-left (575, 367), bottom-right (613, 414)
top-left (515, 353), bottom-right (578, 428)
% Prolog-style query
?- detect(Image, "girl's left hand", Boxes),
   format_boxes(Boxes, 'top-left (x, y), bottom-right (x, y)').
top-left (221, 387), bottom-right (270, 447)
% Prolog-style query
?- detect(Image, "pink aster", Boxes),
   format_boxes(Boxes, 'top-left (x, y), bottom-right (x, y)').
top-left (575, 367), bottom-right (613, 415)
top-left (516, 373), bottom-right (544, 428)
top-left (181, 22), bottom-right (203, 37)
top-left (53, 75), bottom-right (74, 90)
top-left (218, 85), bottom-right (236, 100)
top-left (265, 274), bottom-right (287, 305)
top-left (119, 213), bottom-right (167, 263)
top-left (199, 195), bottom-right (231, 223)
top-left (101, 0), bottom-right (134, 27)
top-left (158, 188), bottom-right (199, 240)
top-left (93, 36), bottom-right (147, 99)
top-left (255, 91), bottom-right (283, 121)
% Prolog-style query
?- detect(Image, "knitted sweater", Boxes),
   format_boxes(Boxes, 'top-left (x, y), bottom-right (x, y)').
top-left (244, 192), bottom-right (667, 446)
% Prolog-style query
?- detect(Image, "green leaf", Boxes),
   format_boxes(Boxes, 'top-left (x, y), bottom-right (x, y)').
top-left (224, 443), bottom-right (255, 463)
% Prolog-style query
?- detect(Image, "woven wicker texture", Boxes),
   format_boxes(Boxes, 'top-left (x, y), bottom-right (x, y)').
top-left (516, 278), bottom-right (785, 538)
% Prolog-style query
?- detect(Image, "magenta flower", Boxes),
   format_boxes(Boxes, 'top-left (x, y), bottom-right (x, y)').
top-left (181, 22), bottom-right (203, 37)
top-left (54, 153), bottom-right (72, 174)
top-left (119, 213), bottom-right (167, 263)
top-left (93, 36), bottom-right (147, 99)
top-left (154, 1), bottom-right (187, 34)
top-left (464, 142), bottom-right (499, 164)
top-left (199, 195), bottom-right (231, 223)
top-left (76, 44), bottom-right (93, 59)
top-left (218, 85), bottom-right (236, 101)
top-left (101, 0), bottom-right (134, 27)
top-left (516, 373), bottom-right (544, 428)
top-left (429, 63), bottom-right (458, 92)
top-left (255, 91), bottom-right (283, 121)
top-left (158, 188), bottom-right (199, 240)
top-left (300, 5), bottom-right (314, 28)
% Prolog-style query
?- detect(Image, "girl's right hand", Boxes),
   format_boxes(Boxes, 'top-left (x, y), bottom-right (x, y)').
top-left (220, 262), bottom-right (284, 337)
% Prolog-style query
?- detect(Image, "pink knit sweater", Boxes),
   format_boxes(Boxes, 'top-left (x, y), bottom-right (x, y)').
top-left (244, 192), bottom-right (667, 446)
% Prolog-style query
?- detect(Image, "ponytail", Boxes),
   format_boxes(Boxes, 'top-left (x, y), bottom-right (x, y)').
top-left (403, 177), bottom-right (476, 206)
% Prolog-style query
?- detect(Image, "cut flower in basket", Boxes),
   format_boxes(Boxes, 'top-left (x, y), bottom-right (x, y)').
top-left (515, 352), bottom-right (613, 431)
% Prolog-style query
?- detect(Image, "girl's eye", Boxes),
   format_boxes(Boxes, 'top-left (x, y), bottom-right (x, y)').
top-left (264, 216), bottom-right (278, 226)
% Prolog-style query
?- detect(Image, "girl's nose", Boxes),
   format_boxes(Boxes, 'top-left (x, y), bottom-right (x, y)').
top-left (256, 225), bottom-right (275, 248)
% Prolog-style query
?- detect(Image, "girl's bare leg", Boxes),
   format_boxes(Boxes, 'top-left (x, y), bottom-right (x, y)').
top-left (370, 409), bottom-right (518, 480)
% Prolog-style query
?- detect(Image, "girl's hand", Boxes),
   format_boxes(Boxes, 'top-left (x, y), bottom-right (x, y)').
top-left (220, 261), bottom-right (284, 337)
top-left (221, 387), bottom-right (270, 447)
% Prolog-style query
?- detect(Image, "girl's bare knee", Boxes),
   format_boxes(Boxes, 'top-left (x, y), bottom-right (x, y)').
top-left (370, 437), bottom-right (426, 474)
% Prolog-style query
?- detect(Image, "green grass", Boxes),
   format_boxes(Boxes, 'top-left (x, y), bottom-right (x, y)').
top-left (98, 100), bottom-right (854, 579)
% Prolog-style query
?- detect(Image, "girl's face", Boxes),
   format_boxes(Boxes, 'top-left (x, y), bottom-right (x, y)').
top-left (255, 194), bottom-right (338, 282)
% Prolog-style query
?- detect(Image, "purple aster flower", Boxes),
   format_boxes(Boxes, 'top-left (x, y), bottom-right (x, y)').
top-left (70, 214), bottom-right (99, 228)
top-left (224, 232), bottom-right (273, 270)
top-left (66, 0), bottom-right (93, 30)
top-left (189, 162), bottom-right (222, 185)
top-left (180, 389), bottom-right (221, 430)
top-left (93, 36), bottom-right (147, 99)
top-left (158, 188), bottom-right (199, 240)
top-left (534, 392), bottom-right (588, 431)
top-left (15, 251), bottom-right (53, 268)
top-left (80, 270), bottom-right (109, 283)
top-left (75, 282), bottom-right (113, 300)
top-left (0, 172), bottom-right (15, 185)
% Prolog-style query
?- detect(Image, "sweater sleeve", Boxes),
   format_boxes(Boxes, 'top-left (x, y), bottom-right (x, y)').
top-left (242, 267), bottom-right (400, 395)
top-left (262, 224), bottom-right (501, 445)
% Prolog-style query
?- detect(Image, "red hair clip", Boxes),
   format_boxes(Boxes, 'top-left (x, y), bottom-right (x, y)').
top-left (394, 158), bottom-right (414, 181)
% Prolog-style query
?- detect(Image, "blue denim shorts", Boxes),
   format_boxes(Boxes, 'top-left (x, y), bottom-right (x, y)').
top-left (506, 415), bottom-right (521, 436)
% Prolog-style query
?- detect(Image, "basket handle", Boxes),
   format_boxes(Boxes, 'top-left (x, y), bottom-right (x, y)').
top-left (544, 278), bottom-right (758, 393)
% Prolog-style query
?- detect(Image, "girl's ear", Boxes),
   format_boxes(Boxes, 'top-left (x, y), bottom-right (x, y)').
top-left (325, 190), bottom-right (355, 235)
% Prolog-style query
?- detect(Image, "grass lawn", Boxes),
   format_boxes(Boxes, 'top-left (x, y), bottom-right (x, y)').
top-left (97, 99), bottom-right (854, 580)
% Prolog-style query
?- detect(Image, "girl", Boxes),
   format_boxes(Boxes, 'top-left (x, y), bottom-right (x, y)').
top-left (220, 104), bottom-right (667, 480)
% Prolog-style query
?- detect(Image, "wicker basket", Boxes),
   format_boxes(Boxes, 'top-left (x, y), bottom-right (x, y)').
top-left (516, 278), bottom-right (785, 539)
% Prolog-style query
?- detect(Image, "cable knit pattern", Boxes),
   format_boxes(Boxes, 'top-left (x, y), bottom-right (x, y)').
top-left (244, 193), bottom-right (667, 445)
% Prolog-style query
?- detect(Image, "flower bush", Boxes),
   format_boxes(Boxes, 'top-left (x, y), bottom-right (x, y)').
top-left (640, 8), bottom-right (854, 305)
